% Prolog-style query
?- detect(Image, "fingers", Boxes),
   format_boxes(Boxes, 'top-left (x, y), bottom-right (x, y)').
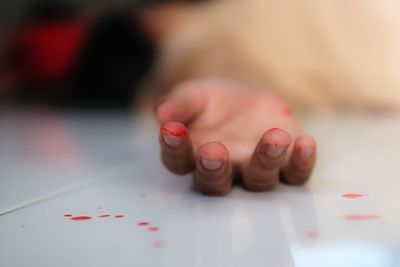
top-left (160, 121), bottom-right (316, 194)
top-left (159, 122), bottom-right (195, 175)
top-left (242, 128), bottom-right (291, 191)
top-left (194, 142), bottom-right (233, 196)
top-left (281, 135), bottom-right (317, 185)
top-left (155, 81), bottom-right (206, 124)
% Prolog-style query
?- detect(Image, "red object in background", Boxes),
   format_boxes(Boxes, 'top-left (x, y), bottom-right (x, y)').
top-left (14, 20), bottom-right (88, 84)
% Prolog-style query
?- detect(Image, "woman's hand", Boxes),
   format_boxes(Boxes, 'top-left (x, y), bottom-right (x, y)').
top-left (155, 78), bottom-right (317, 195)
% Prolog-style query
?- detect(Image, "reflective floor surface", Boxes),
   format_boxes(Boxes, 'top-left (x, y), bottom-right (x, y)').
top-left (1, 109), bottom-right (399, 267)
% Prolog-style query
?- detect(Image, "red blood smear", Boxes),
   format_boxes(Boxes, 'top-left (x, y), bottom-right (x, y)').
top-left (282, 107), bottom-right (293, 117)
top-left (148, 226), bottom-right (159, 232)
top-left (344, 215), bottom-right (380, 221)
top-left (99, 214), bottom-right (111, 218)
top-left (342, 193), bottom-right (365, 198)
top-left (64, 214), bottom-right (72, 217)
top-left (306, 230), bottom-right (319, 239)
top-left (151, 240), bottom-right (165, 248)
top-left (115, 215), bottom-right (125, 219)
top-left (160, 124), bottom-right (188, 137)
top-left (71, 216), bottom-right (92, 221)
top-left (138, 221), bottom-right (150, 226)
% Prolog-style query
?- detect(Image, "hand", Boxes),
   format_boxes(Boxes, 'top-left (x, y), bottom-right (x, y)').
top-left (155, 78), bottom-right (317, 195)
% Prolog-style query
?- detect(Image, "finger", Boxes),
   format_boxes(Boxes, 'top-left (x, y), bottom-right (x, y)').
top-left (194, 142), bottom-right (233, 196)
top-left (242, 128), bottom-right (291, 191)
top-left (160, 121), bottom-right (195, 175)
top-left (155, 81), bottom-right (206, 124)
top-left (280, 135), bottom-right (317, 185)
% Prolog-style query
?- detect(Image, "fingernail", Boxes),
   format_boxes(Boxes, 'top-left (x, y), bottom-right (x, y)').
top-left (200, 158), bottom-right (223, 171)
top-left (300, 147), bottom-right (313, 160)
top-left (265, 145), bottom-right (285, 158)
top-left (162, 134), bottom-right (182, 148)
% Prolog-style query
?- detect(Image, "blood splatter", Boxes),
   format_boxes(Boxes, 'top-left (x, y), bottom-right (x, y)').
top-left (342, 193), bottom-right (366, 198)
top-left (151, 240), bottom-right (165, 248)
top-left (282, 107), bottom-right (293, 117)
top-left (64, 214), bottom-right (72, 217)
top-left (138, 221), bottom-right (150, 227)
top-left (99, 214), bottom-right (111, 218)
top-left (344, 215), bottom-right (380, 221)
top-left (306, 230), bottom-right (319, 239)
top-left (115, 215), bottom-right (125, 219)
top-left (71, 216), bottom-right (92, 221)
top-left (160, 123), bottom-right (188, 137)
top-left (148, 226), bottom-right (159, 232)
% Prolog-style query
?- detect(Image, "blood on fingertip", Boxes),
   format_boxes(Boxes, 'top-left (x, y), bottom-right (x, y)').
top-left (268, 128), bottom-right (283, 134)
top-left (160, 123), bottom-right (188, 137)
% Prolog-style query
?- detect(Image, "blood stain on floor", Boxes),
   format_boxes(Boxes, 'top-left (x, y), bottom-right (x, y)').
top-left (148, 226), bottom-right (159, 232)
top-left (344, 215), bottom-right (379, 221)
top-left (71, 216), bottom-right (92, 221)
top-left (342, 193), bottom-right (366, 198)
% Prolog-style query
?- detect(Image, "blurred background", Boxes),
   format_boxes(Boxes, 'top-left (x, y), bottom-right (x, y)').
top-left (0, 0), bottom-right (193, 109)
top-left (2, 0), bottom-right (400, 112)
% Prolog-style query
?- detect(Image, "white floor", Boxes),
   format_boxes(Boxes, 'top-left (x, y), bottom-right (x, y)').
top-left (0, 109), bottom-right (399, 267)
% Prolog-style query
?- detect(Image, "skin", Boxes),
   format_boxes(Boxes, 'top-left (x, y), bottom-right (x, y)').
top-left (155, 78), bottom-right (317, 196)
